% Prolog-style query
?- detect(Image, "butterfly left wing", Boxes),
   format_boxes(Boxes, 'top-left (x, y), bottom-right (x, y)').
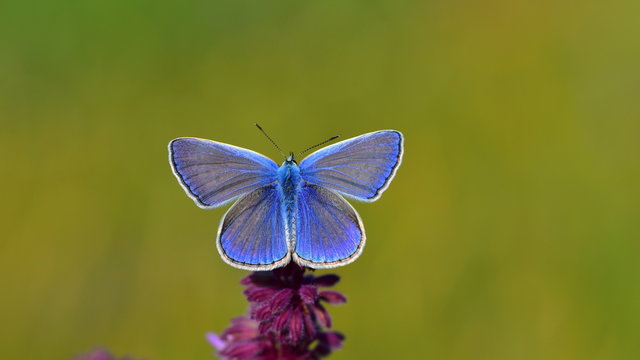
top-left (299, 130), bottom-right (403, 202)
top-left (217, 186), bottom-right (290, 270)
top-left (293, 184), bottom-right (365, 269)
top-left (169, 137), bottom-right (278, 208)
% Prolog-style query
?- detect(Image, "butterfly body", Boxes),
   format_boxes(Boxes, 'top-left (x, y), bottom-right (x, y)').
top-left (169, 130), bottom-right (403, 270)
top-left (277, 157), bottom-right (302, 250)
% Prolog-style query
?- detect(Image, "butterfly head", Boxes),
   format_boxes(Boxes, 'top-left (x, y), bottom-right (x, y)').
top-left (285, 152), bottom-right (297, 164)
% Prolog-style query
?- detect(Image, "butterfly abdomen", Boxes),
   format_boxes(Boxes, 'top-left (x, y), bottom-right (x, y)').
top-left (277, 161), bottom-right (302, 251)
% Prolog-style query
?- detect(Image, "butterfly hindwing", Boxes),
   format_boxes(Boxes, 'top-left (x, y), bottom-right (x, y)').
top-left (169, 137), bottom-right (278, 208)
top-left (293, 184), bottom-right (364, 268)
top-left (217, 186), bottom-right (289, 270)
top-left (299, 130), bottom-right (403, 202)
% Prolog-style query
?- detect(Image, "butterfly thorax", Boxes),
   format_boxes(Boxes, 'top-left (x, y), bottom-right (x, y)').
top-left (277, 160), bottom-right (301, 249)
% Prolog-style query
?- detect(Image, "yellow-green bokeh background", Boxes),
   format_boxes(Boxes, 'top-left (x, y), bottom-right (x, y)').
top-left (1, 1), bottom-right (639, 359)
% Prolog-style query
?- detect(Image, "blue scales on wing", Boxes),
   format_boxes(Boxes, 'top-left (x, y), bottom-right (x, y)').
top-left (299, 130), bottom-right (403, 201)
top-left (218, 186), bottom-right (289, 269)
top-left (294, 184), bottom-right (364, 268)
top-left (169, 138), bottom-right (278, 208)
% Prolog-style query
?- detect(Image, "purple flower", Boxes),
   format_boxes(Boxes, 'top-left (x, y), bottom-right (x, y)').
top-left (207, 317), bottom-right (276, 359)
top-left (208, 263), bottom-right (346, 359)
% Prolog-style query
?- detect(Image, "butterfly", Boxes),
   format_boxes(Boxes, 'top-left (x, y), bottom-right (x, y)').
top-left (168, 126), bottom-right (403, 270)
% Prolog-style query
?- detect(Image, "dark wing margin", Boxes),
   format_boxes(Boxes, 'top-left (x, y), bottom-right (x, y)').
top-left (169, 137), bottom-right (278, 208)
top-left (299, 130), bottom-right (403, 202)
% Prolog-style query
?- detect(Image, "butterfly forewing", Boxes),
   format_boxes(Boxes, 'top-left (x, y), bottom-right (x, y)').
top-left (217, 186), bottom-right (289, 270)
top-left (293, 185), bottom-right (364, 268)
top-left (299, 130), bottom-right (403, 201)
top-left (169, 138), bottom-right (278, 208)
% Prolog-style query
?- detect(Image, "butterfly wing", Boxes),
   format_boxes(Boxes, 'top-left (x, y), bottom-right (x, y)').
top-left (299, 130), bottom-right (403, 201)
top-left (293, 184), bottom-right (364, 269)
top-left (217, 186), bottom-right (289, 270)
top-left (169, 137), bottom-right (278, 208)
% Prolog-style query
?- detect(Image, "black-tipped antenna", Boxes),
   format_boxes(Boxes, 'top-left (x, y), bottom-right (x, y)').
top-left (255, 123), bottom-right (285, 158)
top-left (296, 135), bottom-right (340, 157)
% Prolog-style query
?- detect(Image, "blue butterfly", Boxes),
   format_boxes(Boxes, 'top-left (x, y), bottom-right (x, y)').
top-left (169, 127), bottom-right (404, 270)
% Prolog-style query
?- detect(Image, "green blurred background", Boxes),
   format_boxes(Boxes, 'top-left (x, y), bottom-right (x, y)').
top-left (1, 0), bottom-right (639, 359)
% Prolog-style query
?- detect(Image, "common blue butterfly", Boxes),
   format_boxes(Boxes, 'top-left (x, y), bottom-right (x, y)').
top-left (169, 126), bottom-right (403, 270)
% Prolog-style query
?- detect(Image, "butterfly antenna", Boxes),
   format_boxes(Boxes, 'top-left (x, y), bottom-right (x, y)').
top-left (255, 123), bottom-right (286, 159)
top-left (296, 135), bottom-right (340, 158)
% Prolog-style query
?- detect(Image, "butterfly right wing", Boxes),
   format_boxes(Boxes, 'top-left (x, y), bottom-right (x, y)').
top-left (217, 186), bottom-right (290, 270)
top-left (169, 137), bottom-right (279, 208)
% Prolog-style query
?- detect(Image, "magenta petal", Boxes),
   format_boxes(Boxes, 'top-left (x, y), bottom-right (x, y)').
top-left (268, 288), bottom-right (295, 313)
top-left (222, 323), bottom-right (258, 341)
top-left (280, 344), bottom-right (308, 359)
top-left (221, 341), bottom-right (264, 358)
top-left (271, 308), bottom-right (291, 333)
top-left (286, 308), bottom-right (304, 344)
top-left (258, 320), bottom-right (272, 336)
top-left (309, 274), bottom-right (340, 287)
top-left (243, 272), bottom-right (278, 287)
top-left (312, 331), bottom-right (345, 357)
top-left (253, 356), bottom-right (278, 360)
top-left (298, 285), bottom-right (318, 304)
top-left (311, 303), bottom-right (332, 328)
top-left (303, 310), bottom-right (318, 339)
top-left (206, 332), bottom-right (226, 351)
top-left (245, 287), bottom-right (277, 302)
top-left (223, 317), bottom-right (260, 339)
top-left (240, 277), bottom-right (252, 286)
top-left (252, 303), bottom-right (275, 321)
top-left (319, 291), bottom-right (347, 304)
top-left (230, 316), bottom-right (254, 325)
top-left (320, 331), bottom-right (345, 348)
